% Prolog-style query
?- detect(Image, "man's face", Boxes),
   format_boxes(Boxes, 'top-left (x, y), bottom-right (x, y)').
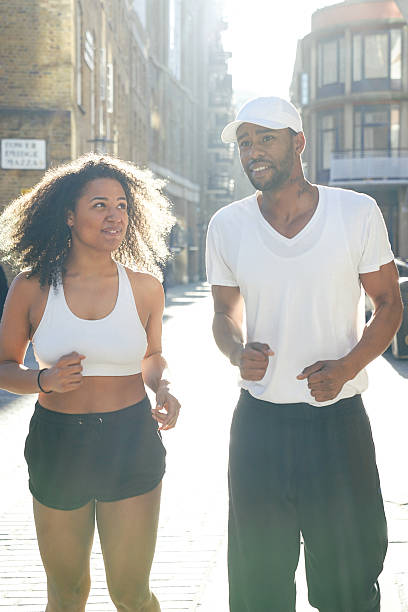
top-left (237, 123), bottom-right (297, 191)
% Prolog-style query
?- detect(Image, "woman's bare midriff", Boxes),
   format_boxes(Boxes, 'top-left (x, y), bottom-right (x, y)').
top-left (38, 372), bottom-right (147, 413)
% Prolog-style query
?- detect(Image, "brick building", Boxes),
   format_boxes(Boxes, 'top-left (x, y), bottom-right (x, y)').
top-left (0, 0), bottom-right (149, 203)
top-left (146, 0), bottom-right (234, 283)
top-left (0, 0), bottom-right (233, 283)
top-left (290, 0), bottom-right (408, 258)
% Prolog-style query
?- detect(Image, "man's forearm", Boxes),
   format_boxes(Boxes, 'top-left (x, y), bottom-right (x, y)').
top-left (212, 312), bottom-right (244, 366)
top-left (342, 298), bottom-right (403, 380)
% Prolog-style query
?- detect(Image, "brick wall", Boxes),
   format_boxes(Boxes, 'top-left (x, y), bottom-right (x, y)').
top-left (0, 109), bottom-right (71, 207)
top-left (0, 0), bottom-right (72, 109)
top-left (0, 0), bottom-right (150, 211)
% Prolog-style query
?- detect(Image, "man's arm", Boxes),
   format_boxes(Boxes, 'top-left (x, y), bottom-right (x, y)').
top-left (212, 285), bottom-right (273, 380)
top-left (212, 285), bottom-right (245, 365)
top-left (298, 261), bottom-right (403, 402)
top-left (352, 260), bottom-right (403, 369)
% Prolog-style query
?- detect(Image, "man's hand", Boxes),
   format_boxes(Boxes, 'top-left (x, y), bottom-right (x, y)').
top-left (234, 342), bottom-right (274, 381)
top-left (297, 359), bottom-right (350, 402)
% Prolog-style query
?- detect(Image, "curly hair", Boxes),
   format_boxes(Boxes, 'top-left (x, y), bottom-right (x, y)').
top-left (0, 153), bottom-right (175, 286)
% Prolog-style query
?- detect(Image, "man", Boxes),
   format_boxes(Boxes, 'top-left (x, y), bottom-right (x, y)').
top-left (205, 96), bottom-right (403, 612)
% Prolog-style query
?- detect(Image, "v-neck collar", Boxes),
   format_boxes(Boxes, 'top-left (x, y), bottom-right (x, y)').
top-left (253, 186), bottom-right (324, 244)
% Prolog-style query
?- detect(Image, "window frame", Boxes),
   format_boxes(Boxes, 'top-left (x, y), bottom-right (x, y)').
top-left (76, 1), bottom-right (83, 109)
top-left (353, 104), bottom-right (400, 155)
top-left (317, 36), bottom-right (346, 98)
top-left (317, 110), bottom-right (342, 182)
top-left (352, 28), bottom-right (402, 93)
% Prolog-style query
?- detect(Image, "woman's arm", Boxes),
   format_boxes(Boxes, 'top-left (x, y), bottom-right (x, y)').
top-left (138, 274), bottom-right (180, 429)
top-left (0, 274), bottom-right (84, 395)
top-left (0, 274), bottom-right (41, 394)
top-left (140, 275), bottom-right (167, 391)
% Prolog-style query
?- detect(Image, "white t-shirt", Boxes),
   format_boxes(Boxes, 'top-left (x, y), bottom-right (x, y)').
top-left (206, 185), bottom-right (394, 406)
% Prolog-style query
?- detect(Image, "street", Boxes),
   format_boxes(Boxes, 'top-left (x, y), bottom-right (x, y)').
top-left (0, 282), bottom-right (407, 611)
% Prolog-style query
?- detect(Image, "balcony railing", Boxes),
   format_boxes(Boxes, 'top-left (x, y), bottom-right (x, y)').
top-left (330, 149), bottom-right (408, 183)
top-left (208, 175), bottom-right (234, 192)
top-left (209, 92), bottom-right (232, 107)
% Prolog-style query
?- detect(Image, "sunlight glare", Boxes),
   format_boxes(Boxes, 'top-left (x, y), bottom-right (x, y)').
top-left (222, 0), bottom-right (342, 102)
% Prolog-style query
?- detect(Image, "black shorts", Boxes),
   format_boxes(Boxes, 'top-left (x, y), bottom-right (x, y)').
top-left (24, 395), bottom-right (166, 511)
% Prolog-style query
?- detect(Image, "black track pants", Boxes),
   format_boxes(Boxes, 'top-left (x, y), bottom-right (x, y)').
top-left (228, 390), bottom-right (387, 612)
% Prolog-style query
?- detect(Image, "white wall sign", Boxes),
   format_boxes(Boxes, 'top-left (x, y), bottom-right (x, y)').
top-left (1, 139), bottom-right (46, 170)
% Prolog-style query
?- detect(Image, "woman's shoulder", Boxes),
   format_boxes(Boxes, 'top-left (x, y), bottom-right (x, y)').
top-left (123, 267), bottom-right (164, 302)
top-left (8, 270), bottom-right (45, 299)
top-left (3, 271), bottom-right (48, 323)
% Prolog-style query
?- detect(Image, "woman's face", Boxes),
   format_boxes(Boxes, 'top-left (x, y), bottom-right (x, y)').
top-left (67, 178), bottom-right (129, 253)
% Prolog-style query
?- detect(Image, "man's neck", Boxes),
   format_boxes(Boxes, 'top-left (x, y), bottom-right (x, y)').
top-left (258, 172), bottom-right (317, 220)
top-left (256, 172), bottom-right (319, 238)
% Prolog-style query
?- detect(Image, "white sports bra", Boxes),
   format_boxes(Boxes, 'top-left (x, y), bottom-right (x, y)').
top-left (32, 262), bottom-right (148, 376)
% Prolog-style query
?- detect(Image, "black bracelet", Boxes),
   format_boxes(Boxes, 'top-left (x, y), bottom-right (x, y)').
top-left (37, 368), bottom-right (52, 394)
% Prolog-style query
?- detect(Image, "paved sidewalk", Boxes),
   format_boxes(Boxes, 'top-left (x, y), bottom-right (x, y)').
top-left (0, 282), bottom-right (407, 610)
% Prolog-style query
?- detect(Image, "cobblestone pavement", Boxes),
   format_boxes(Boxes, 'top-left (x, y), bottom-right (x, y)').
top-left (0, 283), bottom-right (407, 611)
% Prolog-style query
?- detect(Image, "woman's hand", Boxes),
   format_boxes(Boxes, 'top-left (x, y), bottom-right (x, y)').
top-left (151, 381), bottom-right (181, 430)
top-left (39, 351), bottom-right (85, 393)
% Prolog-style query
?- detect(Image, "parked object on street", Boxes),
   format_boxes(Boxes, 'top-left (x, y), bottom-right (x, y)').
top-left (366, 258), bottom-right (408, 354)
top-left (207, 95), bottom-right (403, 612)
top-left (395, 257), bottom-right (408, 278)
top-left (0, 153), bottom-right (180, 612)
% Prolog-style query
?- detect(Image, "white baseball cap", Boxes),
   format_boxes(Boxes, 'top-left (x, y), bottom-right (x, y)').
top-left (221, 96), bottom-right (303, 144)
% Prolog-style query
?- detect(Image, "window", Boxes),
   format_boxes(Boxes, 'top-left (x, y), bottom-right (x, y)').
top-left (90, 74), bottom-right (95, 139)
top-left (100, 48), bottom-right (106, 101)
top-left (84, 31), bottom-right (95, 70)
top-left (317, 37), bottom-right (345, 97)
top-left (354, 105), bottom-right (400, 154)
top-left (318, 114), bottom-right (339, 171)
top-left (391, 29), bottom-right (402, 80)
top-left (365, 34), bottom-right (388, 79)
top-left (353, 35), bottom-right (362, 82)
top-left (76, 2), bottom-right (83, 107)
top-left (132, 0), bottom-right (146, 28)
top-left (169, 0), bottom-right (181, 80)
top-left (300, 73), bottom-right (309, 105)
top-left (320, 40), bottom-right (337, 86)
top-left (99, 48), bottom-right (106, 137)
top-left (352, 29), bottom-right (402, 91)
top-left (390, 106), bottom-right (400, 150)
top-left (107, 63), bottom-right (114, 114)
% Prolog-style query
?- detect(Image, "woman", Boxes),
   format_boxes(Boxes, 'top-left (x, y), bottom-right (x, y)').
top-left (0, 153), bottom-right (180, 612)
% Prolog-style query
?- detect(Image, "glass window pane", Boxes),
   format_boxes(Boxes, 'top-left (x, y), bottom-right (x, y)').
top-left (363, 125), bottom-right (388, 151)
top-left (339, 37), bottom-right (345, 83)
top-left (169, 0), bottom-right (181, 80)
top-left (323, 131), bottom-right (336, 169)
top-left (391, 29), bottom-right (402, 80)
top-left (322, 115), bottom-right (335, 130)
top-left (318, 44), bottom-right (323, 87)
top-left (132, 0), bottom-right (146, 27)
top-left (353, 34), bottom-right (362, 81)
top-left (364, 34), bottom-right (388, 78)
top-left (301, 72), bottom-right (309, 105)
top-left (391, 106), bottom-right (400, 149)
top-left (364, 110), bottom-right (388, 124)
top-left (322, 40), bottom-right (338, 85)
top-left (354, 126), bottom-right (362, 152)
